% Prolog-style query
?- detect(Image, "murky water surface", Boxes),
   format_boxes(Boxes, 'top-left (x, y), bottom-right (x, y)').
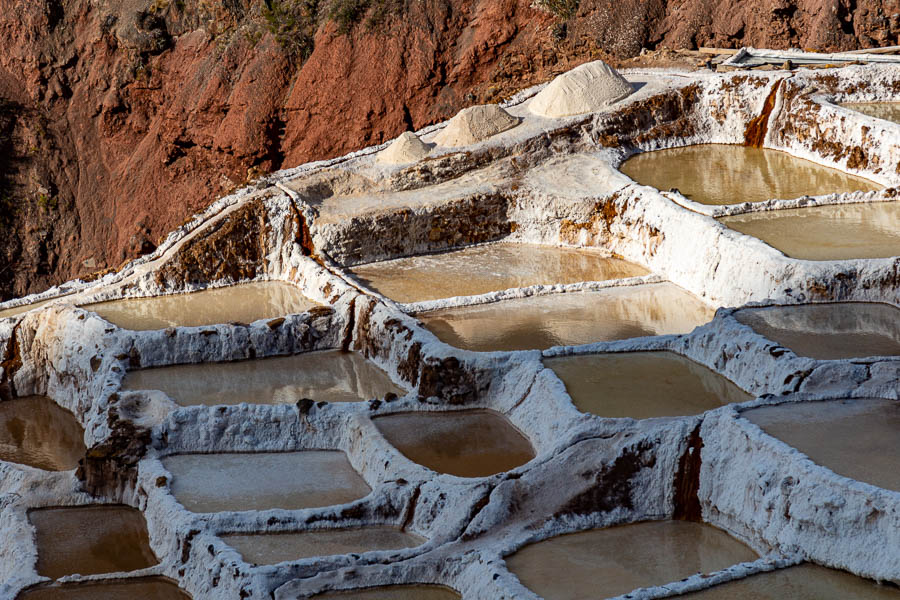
top-left (719, 202), bottom-right (900, 260)
top-left (735, 303), bottom-right (900, 359)
top-left (18, 578), bottom-right (190, 600)
top-left (123, 351), bottom-right (402, 405)
top-left (420, 283), bottom-right (714, 352)
top-left (0, 298), bottom-right (57, 319)
top-left (225, 527), bottom-right (425, 565)
top-left (29, 506), bottom-right (158, 579)
top-left (311, 585), bottom-right (461, 599)
top-left (743, 398), bottom-right (900, 492)
top-left (349, 244), bottom-right (649, 303)
top-left (373, 410), bottom-right (535, 477)
top-left (843, 102), bottom-right (900, 124)
top-left (84, 281), bottom-right (319, 330)
top-left (683, 563), bottom-right (900, 599)
top-left (162, 451), bottom-right (371, 512)
top-left (544, 351), bottom-right (751, 419)
top-left (0, 396), bottom-right (86, 471)
top-left (506, 520), bottom-right (758, 600)
top-left (621, 145), bottom-right (880, 205)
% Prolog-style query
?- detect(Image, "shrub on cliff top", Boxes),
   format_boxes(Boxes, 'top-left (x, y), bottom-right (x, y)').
top-left (533, 0), bottom-right (579, 19)
top-left (263, 0), bottom-right (320, 59)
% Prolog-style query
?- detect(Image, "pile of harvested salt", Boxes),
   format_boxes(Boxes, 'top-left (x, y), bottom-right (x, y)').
top-left (433, 104), bottom-right (520, 147)
top-left (377, 131), bottom-right (431, 165)
top-left (529, 60), bottom-right (633, 118)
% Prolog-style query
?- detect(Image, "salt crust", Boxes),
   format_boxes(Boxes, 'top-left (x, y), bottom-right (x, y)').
top-left (528, 60), bottom-right (634, 118)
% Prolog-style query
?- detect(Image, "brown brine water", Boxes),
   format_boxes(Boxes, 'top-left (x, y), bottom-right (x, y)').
top-left (122, 351), bottom-right (403, 406)
top-left (544, 351), bottom-right (751, 419)
top-left (373, 410), bottom-right (535, 477)
top-left (719, 202), bottom-right (900, 260)
top-left (419, 283), bottom-right (714, 352)
top-left (349, 243), bottom-right (648, 303)
top-left (843, 102), bottom-right (900, 124)
top-left (161, 451), bottom-right (371, 513)
top-left (743, 399), bottom-right (900, 492)
top-left (620, 145), bottom-right (880, 205)
top-left (311, 585), bottom-right (461, 599)
top-left (0, 297), bottom-right (58, 320)
top-left (0, 396), bottom-right (86, 471)
top-left (17, 578), bottom-right (191, 600)
top-left (506, 520), bottom-right (758, 600)
top-left (83, 281), bottom-right (319, 330)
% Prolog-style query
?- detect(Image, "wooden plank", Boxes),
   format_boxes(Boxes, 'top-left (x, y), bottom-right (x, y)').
top-left (842, 45), bottom-right (900, 55)
top-left (698, 47), bottom-right (741, 55)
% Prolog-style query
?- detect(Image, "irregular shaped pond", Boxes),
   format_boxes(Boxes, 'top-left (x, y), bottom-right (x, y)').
top-left (348, 243), bottom-right (648, 303)
top-left (224, 527), bottom-right (424, 565)
top-left (718, 202), bottom-right (900, 260)
top-left (0, 396), bottom-right (86, 471)
top-left (83, 281), bottom-right (319, 330)
top-left (620, 145), bottom-right (879, 205)
top-left (29, 506), bottom-right (158, 579)
top-left (544, 351), bottom-right (751, 419)
top-left (506, 520), bottom-right (758, 600)
top-left (735, 303), bottom-right (900, 359)
top-left (311, 585), bottom-right (461, 599)
top-left (18, 578), bottom-right (190, 600)
top-left (122, 351), bottom-right (403, 406)
top-left (843, 102), bottom-right (900, 124)
top-left (743, 398), bottom-right (900, 492)
top-left (161, 451), bottom-right (371, 512)
top-left (419, 283), bottom-right (713, 352)
top-left (373, 410), bottom-right (535, 477)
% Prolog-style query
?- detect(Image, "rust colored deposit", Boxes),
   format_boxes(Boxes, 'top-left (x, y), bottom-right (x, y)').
top-left (744, 79), bottom-right (784, 148)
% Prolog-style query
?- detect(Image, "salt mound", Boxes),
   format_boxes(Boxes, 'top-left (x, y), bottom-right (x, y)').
top-left (377, 131), bottom-right (431, 165)
top-left (529, 60), bottom-right (634, 118)
top-left (432, 104), bottom-right (520, 147)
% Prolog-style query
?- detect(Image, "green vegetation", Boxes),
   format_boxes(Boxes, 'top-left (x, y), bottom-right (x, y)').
top-left (262, 0), bottom-right (320, 59)
top-left (534, 0), bottom-right (579, 19)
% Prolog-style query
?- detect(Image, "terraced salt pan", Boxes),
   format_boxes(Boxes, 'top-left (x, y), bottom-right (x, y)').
top-left (122, 350), bottom-right (403, 406)
top-left (718, 202), bottom-right (900, 260)
top-left (0, 297), bottom-right (56, 320)
top-left (843, 102), bottom-right (900, 124)
top-left (544, 351), bottom-right (752, 419)
top-left (682, 563), bottom-right (900, 599)
top-left (743, 399), bottom-right (900, 492)
top-left (349, 244), bottom-right (648, 303)
top-left (17, 578), bottom-right (191, 600)
top-left (224, 527), bottom-right (425, 565)
top-left (620, 145), bottom-right (880, 205)
top-left (161, 451), bottom-right (371, 513)
top-left (505, 520), bottom-right (758, 600)
top-left (311, 585), bottom-right (461, 599)
top-left (0, 396), bottom-right (86, 471)
top-left (373, 410), bottom-right (535, 477)
top-left (84, 281), bottom-right (319, 330)
top-left (735, 303), bottom-right (900, 360)
top-left (419, 283), bottom-right (714, 352)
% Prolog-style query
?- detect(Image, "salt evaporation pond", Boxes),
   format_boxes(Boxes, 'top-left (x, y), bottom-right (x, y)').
top-left (544, 351), bottom-right (751, 419)
top-left (419, 283), bottom-right (714, 352)
top-left (224, 527), bottom-right (424, 565)
top-left (620, 144), bottom-right (880, 205)
top-left (743, 399), bottom-right (900, 492)
top-left (735, 303), bottom-right (900, 360)
top-left (506, 520), bottom-right (758, 600)
top-left (0, 396), bottom-right (86, 471)
top-left (348, 243), bottom-right (648, 303)
top-left (122, 350), bottom-right (403, 406)
top-left (373, 410), bottom-right (535, 477)
top-left (843, 102), bottom-right (900, 124)
top-left (161, 451), bottom-right (371, 512)
top-left (29, 506), bottom-right (158, 579)
top-left (83, 281), bottom-right (319, 330)
top-left (682, 563), bottom-right (900, 599)
top-left (0, 297), bottom-right (59, 320)
top-left (719, 202), bottom-right (900, 260)
top-left (18, 578), bottom-right (191, 600)
top-left (312, 585), bottom-right (461, 599)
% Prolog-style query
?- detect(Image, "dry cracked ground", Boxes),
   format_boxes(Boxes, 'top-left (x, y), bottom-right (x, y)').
top-left (0, 58), bottom-right (899, 599)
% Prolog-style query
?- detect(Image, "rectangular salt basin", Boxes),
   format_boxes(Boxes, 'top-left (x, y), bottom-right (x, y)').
top-left (843, 102), bottom-right (900, 124)
top-left (122, 351), bottom-right (403, 406)
top-left (224, 527), bottom-right (425, 565)
top-left (419, 283), bottom-right (714, 352)
top-left (161, 451), bottom-right (371, 513)
top-left (0, 297), bottom-right (57, 319)
top-left (620, 145), bottom-right (880, 205)
top-left (0, 396), bottom-right (86, 471)
top-left (348, 243), bottom-right (649, 303)
top-left (743, 399), bottom-right (900, 492)
top-left (506, 520), bottom-right (758, 600)
top-left (544, 352), bottom-right (751, 419)
top-left (18, 578), bottom-right (191, 600)
top-left (83, 281), bottom-right (320, 330)
top-left (312, 586), bottom-right (461, 599)
top-left (719, 202), bottom-right (900, 260)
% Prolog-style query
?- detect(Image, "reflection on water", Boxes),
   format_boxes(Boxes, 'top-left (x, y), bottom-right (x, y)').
top-left (0, 298), bottom-right (56, 320)
top-left (123, 351), bottom-right (403, 406)
top-left (0, 396), bottom-right (86, 471)
top-left (419, 283), bottom-right (714, 352)
top-left (83, 281), bottom-right (320, 330)
top-left (735, 303), bottom-right (900, 360)
top-left (312, 586), bottom-right (461, 599)
top-left (719, 202), bottom-right (900, 260)
top-left (743, 399), bottom-right (900, 493)
top-left (17, 578), bottom-right (191, 600)
top-left (843, 102), bottom-right (900, 124)
top-left (506, 520), bottom-right (758, 600)
top-left (545, 351), bottom-right (751, 419)
top-left (350, 244), bottom-right (648, 303)
top-left (621, 145), bottom-right (880, 205)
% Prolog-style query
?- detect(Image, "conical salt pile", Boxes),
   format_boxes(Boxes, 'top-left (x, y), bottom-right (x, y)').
top-left (377, 131), bottom-right (432, 165)
top-left (433, 104), bottom-right (520, 147)
top-left (529, 60), bottom-right (634, 118)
